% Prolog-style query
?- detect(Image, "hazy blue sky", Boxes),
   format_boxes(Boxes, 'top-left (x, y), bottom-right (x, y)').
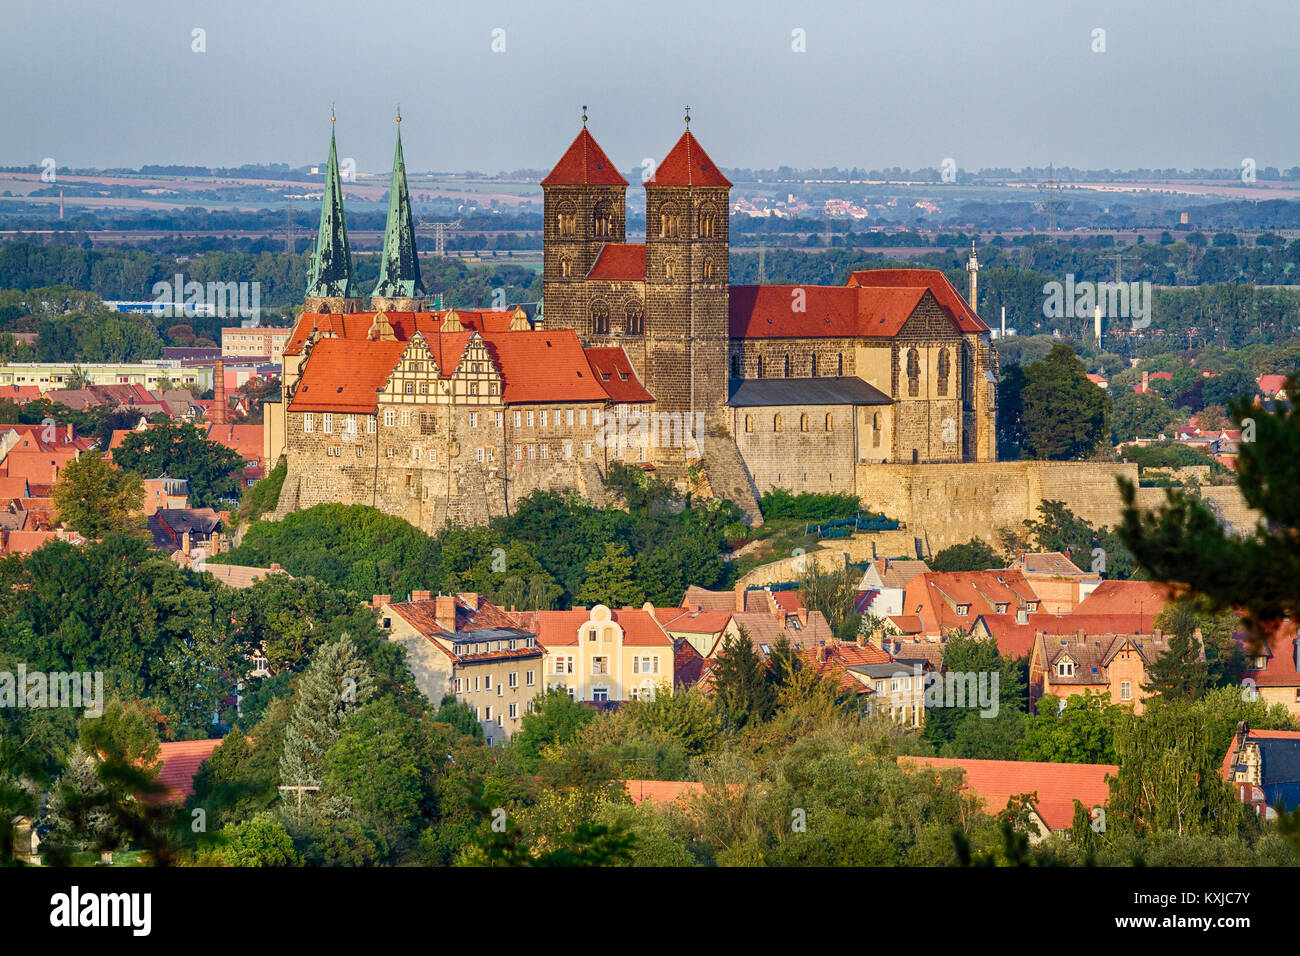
top-left (3, 0), bottom-right (1295, 174)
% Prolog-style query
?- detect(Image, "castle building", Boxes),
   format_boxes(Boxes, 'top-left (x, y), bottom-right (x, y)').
top-left (266, 115), bottom-right (999, 532)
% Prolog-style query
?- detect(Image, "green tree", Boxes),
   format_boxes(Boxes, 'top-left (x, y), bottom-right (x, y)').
top-left (1018, 692), bottom-right (1124, 764)
top-left (710, 628), bottom-right (777, 729)
top-left (433, 694), bottom-right (485, 739)
top-left (930, 538), bottom-right (1002, 572)
top-left (1111, 388), bottom-right (1175, 443)
top-left (1020, 344), bottom-right (1113, 459)
top-left (511, 688), bottom-right (596, 771)
top-left (206, 811), bottom-right (301, 866)
top-left (51, 451), bottom-right (144, 538)
top-left (626, 687), bottom-right (719, 756)
top-left (575, 542), bottom-right (644, 608)
top-left (113, 421), bottom-right (245, 507)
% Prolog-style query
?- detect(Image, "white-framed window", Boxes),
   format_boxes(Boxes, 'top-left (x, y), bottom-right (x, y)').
top-left (591, 687), bottom-right (608, 702)
top-left (566, 408), bottom-right (574, 426)
top-left (469, 412), bottom-right (479, 428)
top-left (484, 705), bottom-right (491, 721)
top-left (508, 672), bottom-right (518, 688)
top-left (553, 656), bottom-right (573, 675)
top-left (386, 447), bottom-right (395, 458)
top-left (405, 382), bottom-right (413, 394)
top-left (327, 446), bottom-right (340, 457)
top-left (540, 444), bottom-right (548, 460)
top-left (453, 678), bottom-right (462, 693)
top-left (367, 416), bottom-right (376, 434)
top-left (526, 670), bottom-right (535, 686)
top-left (400, 410), bottom-right (411, 427)
top-left (322, 413), bottom-right (333, 433)
top-left (528, 444), bottom-right (536, 460)
top-left (540, 410), bottom-right (548, 428)
top-left (345, 415), bottom-right (356, 434)
top-left (484, 674), bottom-right (491, 690)
top-left (303, 412), bottom-right (315, 433)
top-left (476, 447), bottom-right (485, 463)
top-left (593, 410), bottom-right (602, 426)
top-left (496, 715), bottom-right (503, 728)
top-left (509, 702), bottom-right (518, 719)
top-left (497, 683), bottom-right (503, 697)
top-left (513, 411), bottom-right (522, 428)
top-left (384, 409), bottom-right (395, 427)
top-left (474, 677), bottom-right (480, 692)
top-left (579, 409), bottom-right (587, 426)
top-left (1120, 681), bottom-right (1132, 700)
top-left (514, 444), bottom-right (522, 460)
top-left (1057, 660), bottom-right (1075, 678)
top-left (412, 446), bottom-right (422, 460)
top-left (527, 410), bottom-right (535, 427)
top-left (583, 442), bottom-right (592, 458)
top-left (591, 656), bottom-right (608, 675)
top-left (495, 411), bottom-right (503, 428)
top-left (564, 442), bottom-right (573, 459)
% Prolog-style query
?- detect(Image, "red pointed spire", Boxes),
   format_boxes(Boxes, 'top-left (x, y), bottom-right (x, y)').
top-left (647, 131), bottom-right (731, 187)
top-left (541, 128), bottom-right (628, 186)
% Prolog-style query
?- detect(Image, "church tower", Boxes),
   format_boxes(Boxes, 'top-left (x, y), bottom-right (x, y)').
top-left (644, 114), bottom-right (731, 423)
top-left (304, 118), bottom-right (363, 314)
top-left (541, 117), bottom-right (628, 336)
top-left (371, 112), bottom-right (427, 312)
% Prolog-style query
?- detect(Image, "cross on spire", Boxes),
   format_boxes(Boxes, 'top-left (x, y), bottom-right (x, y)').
top-left (581, 104), bottom-right (588, 126)
top-left (396, 103), bottom-right (401, 123)
top-left (684, 105), bottom-right (691, 126)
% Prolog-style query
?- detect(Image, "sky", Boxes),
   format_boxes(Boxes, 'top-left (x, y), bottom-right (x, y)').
top-left (2, 0), bottom-right (1297, 175)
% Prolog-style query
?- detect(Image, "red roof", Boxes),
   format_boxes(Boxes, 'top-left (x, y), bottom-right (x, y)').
top-left (846, 269), bottom-right (989, 333)
top-left (1239, 620), bottom-right (1300, 687)
top-left (1075, 580), bottom-right (1177, 620)
top-left (623, 779), bottom-right (705, 806)
top-left (728, 284), bottom-right (926, 339)
top-left (289, 338), bottom-right (406, 413)
top-left (541, 128), bottom-right (628, 187)
top-left (648, 131), bottom-right (732, 188)
top-left (204, 423), bottom-right (264, 463)
top-left (1258, 374), bottom-right (1288, 396)
top-left (583, 347), bottom-right (654, 404)
top-left (486, 332), bottom-right (612, 404)
top-left (535, 607), bottom-right (672, 648)
top-left (149, 739), bottom-right (223, 804)
top-left (587, 243), bottom-right (647, 281)
top-left (903, 757), bottom-right (1115, 831)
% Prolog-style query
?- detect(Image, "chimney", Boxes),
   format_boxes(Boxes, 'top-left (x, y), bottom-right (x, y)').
top-left (1141, 370), bottom-right (1149, 393)
top-left (411, 589), bottom-right (433, 603)
top-left (372, 594), bottom-right (391, 608)
top-left (181, 529), bottom-right (191, 554)
top-left (434, 594), bottom-right (458, 631)
top-left (270, 562), bottom-right (281, 573)
top-left (798, 608), bottom-right (808, 626)
top-left (213, 359), bottom-right (228, 425)
top-left (734, 583), bottom-right (746, 612)
top-left (65, 423), bottom-right (74, 443)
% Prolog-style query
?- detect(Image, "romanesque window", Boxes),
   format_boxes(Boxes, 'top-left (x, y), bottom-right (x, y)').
top-left (837, 353), bottom-right (844, 376)
top-left (560, 256), bottom-right (573, 278)
top-left (625, 300), bottom-right (644, 335)
top-left (745, 414), bottom-right (753, 433)
top-left (699, 204), bottom-right (718, 238)
top-left (907, 348), bottom-right (921, 398)
top-left (784, 354), bottom-right (791, 377)
top-left (702, 257), bottom-right (714, 280)
top-left (800, 413), bottom-right (809, 432)
top-left (664, 257), bottom-right (679, 281)
top-left (872, 412), bottom-right (881, 448)
top-left (756, 355), bottom-right (764, 378)
top-left (773, 413), bottom-right (783, 432)
top-left (592, 301), bottom-right (610, 335)
top-left (810, 354), bottom-right (818, 376)
top-left (825, 413), bottom-right (833, 432)
top-left (557, 202), bottom-right (577, 237)
top-left (937, 349), bottom-right (951, 397)
top-left (658, 203), bottom-right (681, 238)
top-left (593, 200), bottom-right (613, 238)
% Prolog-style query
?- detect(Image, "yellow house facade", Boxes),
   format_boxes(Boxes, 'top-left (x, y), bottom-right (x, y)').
top-left (535, 604), bottom-right (674, 703)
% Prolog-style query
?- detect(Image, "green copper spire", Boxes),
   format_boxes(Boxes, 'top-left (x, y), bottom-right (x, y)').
top-left (372, 114), bottom-right (425, 300)
top-left (306, 121), bottom-right (359, 300)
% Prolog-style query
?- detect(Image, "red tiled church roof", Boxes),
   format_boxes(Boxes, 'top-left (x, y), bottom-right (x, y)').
top-left (289, 338), bottom-right (406, 414)
top-left (583, 347), bottom-right (654, 404)
top-left (847, 268), bottom-right (989, 333)
top-left (648, 131), bottom-right (732, 188)
top-left (541, 128), bottom-right (629, 187)
top-left (587, 243), bottom-right (647, 281)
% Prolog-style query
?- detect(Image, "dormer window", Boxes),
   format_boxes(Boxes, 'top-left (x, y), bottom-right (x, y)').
top-left (956, 604), bottom-right (970, 617)
top-left (1057, 660), bottom-right (1075, 678)
top-left (996, 603), bottom-right (1008, 614)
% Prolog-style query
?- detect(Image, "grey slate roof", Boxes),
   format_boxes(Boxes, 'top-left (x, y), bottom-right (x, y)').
top-left (727, 376), bottom-right (891, 407)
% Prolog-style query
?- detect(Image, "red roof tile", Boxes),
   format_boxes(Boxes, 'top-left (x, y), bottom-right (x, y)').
top-left (289, 338), bottom-right (406, 414)
top-left (535, 607), bottom-right (672, 648)
top-left (584, 347), bottom-right (655, 404)
top-left (587, 243), bottom-right (647, 281)
top-left (902, 757), bottom-right (1115, 831)
top-left (149, 739), bottom-right (223, 804)
top-left (728, 284), bottom-right (938, 339)
top-left (541, 128), bottom-right (628, 187)
top-left (647, 131), bottom-right (732, 188)
top-left (846, 268), bottom-right (989, 333)
top-left (622, 779), bottom-right (705, 806)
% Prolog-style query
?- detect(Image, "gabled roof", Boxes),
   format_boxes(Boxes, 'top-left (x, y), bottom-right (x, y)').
top-left (846, 268), bottom-right (989, 333)
top-left (1075, 580), bottom-right (1178, 621)
top-left (587, 243), bottom-right (647, 281)
top-left (584, 347), bottom-right (655, 404)
top-left (535, 607), bottom-right (673, 648)
top-left (647, 131), bottom-right (732, 188)
top-left (902, 757), bottom-right (1116, 831)
top-left (289, 338), bottom-right (406, 413)
top-left (150, 739), bottom-right (223, 804)
top-left (1239, 620), bottom-right (1300, 687)
top-left (541, 128), bottom-right (629, 187)
top-left (728, 285), bottom-right (928, 339)
top-left (1016, 552), bottom-right (1088, 576)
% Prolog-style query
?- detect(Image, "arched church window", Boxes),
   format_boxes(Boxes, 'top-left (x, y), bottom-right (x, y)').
top-left (744, 414), bottom-right (753, 433)
top-left (773, 413), bottom-right (783, 432)
top-left (730, 354), bottom-right (740, 378)
top-left (837, 353), bottom-right (844, 376)
top-left (592, 301), bottom-right (610, 335)
top-left (800, 413), bottom-right (809, 432)
top-left (702, 257), bottom-right (714, 280)
top-left (907, 348), bottom-right (921, 398)
top-left (556, 202), bottom-right (577, 237)
top-left (810, 354), bottom-right (818, 376)
top-left (825, 413), bottom-right (833, 432)
top-left (937, 349), bottom-right (951, 396)
top-left (756, 355), bottom-right (764, 378)
top-left (625, 300), bottom-right (644, 336)
top-left (784, 354), bottom-right (791, 377)
top-left (658, 203), bottom-right (681, 239)
top-left (699, 204), bottom-right (718, 238)
top-left (560, 256), bottom-right (573, 278)
top-left (664, 257), bottom-right (679, 281)
top-left (872, 412), bottom-right (882, 448)
top-left (593, 200), bottom-right (613, 238)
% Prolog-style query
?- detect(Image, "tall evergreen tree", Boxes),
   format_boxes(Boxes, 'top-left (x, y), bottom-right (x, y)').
top-left (710, 628), bottom-right (776, 729)
top-left (575, 542), bottom-right (644, 608)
